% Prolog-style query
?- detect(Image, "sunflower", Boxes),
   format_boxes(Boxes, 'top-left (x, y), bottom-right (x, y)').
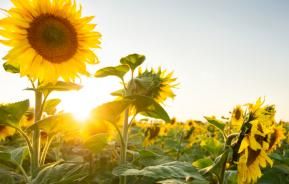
top-left (129, 67), bottom-right (177, 103)
top-left (0, 0), bottom-right (101, 83)
top-left (237, 121), bottom-right (272, 184)
top-left (231, 105), bottom-right (244, 131)
top-left (143, 124), bottom-right (161, 146)
top-left (0, 125), bottom-right (16, 141)
top-left (237, 148), bottom-right (273, 184)
top-left (266, 125), bottom-right (285, 152)
top-left (236, 99), bottom-right (284, 184)
top-left (19, 110), bottom-right (34, 128)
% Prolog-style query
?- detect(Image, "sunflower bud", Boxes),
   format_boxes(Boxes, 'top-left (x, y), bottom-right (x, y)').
top-left (127, 68), bottom-right (177, 103)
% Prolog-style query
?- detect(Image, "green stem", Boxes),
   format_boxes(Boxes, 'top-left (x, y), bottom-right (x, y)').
top-left (176, 129), bottom-right (184, 160)
top-left (17, 164), bottom-right (29, 183)
top-left (40, 135), bottom-right (55, 165)
top-left (111, 123), bottom-right (125, 150)
top-left (120, 109), bottom-right (129, 184)
top-left (32, 91), bottom-right (42, 178)
top-left (8, 124), bottom-right (33, 160)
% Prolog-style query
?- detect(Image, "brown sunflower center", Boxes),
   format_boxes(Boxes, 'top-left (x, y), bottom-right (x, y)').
top-left (27, 14), bottom-right (78, 63)
top-left (234, 108), bottom-right (241, 120)
top-left (0, 125), bottom-right (6, 132)
top-left (246, 148), bottom-right (261, 166)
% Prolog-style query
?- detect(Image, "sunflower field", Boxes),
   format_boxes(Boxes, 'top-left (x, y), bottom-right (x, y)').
top-left (0, 0), bottom-right (288, 184)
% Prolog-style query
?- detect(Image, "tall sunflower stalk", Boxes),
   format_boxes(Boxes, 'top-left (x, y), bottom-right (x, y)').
top-left (0, 0), bottom-right (101, 180)
top-left (94, 54), bottom-right (177, 184)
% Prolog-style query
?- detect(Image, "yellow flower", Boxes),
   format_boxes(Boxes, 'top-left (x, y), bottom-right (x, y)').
top-left (0, 0), bottom-right (101, 83)
top-left (19, 110), bottom-right (34, 128)
top-left (131, 68), bottom-right (177, 103)
top-left (237, 148), bottom-right (273, 184)
top-left (266, 125), bottom-right (285, 152)
top-left (0, 125), bottom-right (16, 141)
top-left (143, 125), bottom-right (161, 146)
top-left (237, 99), bottom-right (283, 184)
top-left (231, 105), bottom-right (244, 131)
top-left (184, 121), bottom-right (206, 146)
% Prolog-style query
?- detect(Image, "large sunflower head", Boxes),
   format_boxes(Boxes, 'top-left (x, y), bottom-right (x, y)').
top-left (128, 67), bottom-right (177, 103)
top-left (0, 0), bottom-right (101, 83)
top-left (237, 148), bottom-right (273, 184)
top-left (0, 125), bottom-right (16, 141)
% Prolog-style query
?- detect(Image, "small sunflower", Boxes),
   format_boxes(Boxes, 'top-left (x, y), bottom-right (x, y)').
top-left (266, 125), bottom-right (285, 152)
top-left (129, 68), bottom-right (177, 103)
top-left (0, 0), bottom-right (101, 83)
top-left (143, 125), bottom-right (161, 146)
top-left (0, 125), bottom-right (16, 141)
top-left (19, 110), bottom-right (34, 128)
top-left (231, 105), bottom-right (244, 131)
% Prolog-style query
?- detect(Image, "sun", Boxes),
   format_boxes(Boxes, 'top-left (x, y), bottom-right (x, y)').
top-left (58, 77), bottom-right (119, 123)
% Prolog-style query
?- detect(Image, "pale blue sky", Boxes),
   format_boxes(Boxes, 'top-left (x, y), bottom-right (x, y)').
top-left (0, 0), bottom-right (289, 121)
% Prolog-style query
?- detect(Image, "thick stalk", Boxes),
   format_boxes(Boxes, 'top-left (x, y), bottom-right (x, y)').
top-left (120, 109), bottom-right (129, 184)
top-left (32, 91), bottom-right (42, 178)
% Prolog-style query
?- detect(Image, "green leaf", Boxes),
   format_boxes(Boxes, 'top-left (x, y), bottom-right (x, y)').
top-left (0, 100), bottom-right (29, 126)
top-left (0, 167), bottom-right (24, 184)
top-left (127, 95), bottom-right (170, 122)
top-left (94, 65), bottom-right (129, 79)
top-left (29, 113), bottom-right (79, 135)
top-left (0, 152), bottom-right (11, 161)
top-left (224, 170), bottom-right (237, 184)
top-left (202, 148), bottom-right (231, 184)
top-left (32, 163), bottom-right (87, 184)
top-left (157, 179), bottom-right (187, 184)
top-left (120, 54), bottom-right (145, 71)
top-left (37, 81), bottom-right (82, 92)
top-left (111, 89), bottom-right (125, 97)
top-left (137, 150), bottom-right (172, 167)
top-left (113, 161), bottom-right (207, 182)
top-left (3, 62), bottom-right (19, 73)
top-left (83, 133), bottom-right (108, 153)
top-left (9, 147), bottom-right (28, 166)
top-left (158, 179), bottom-right (209, 184)
top-left (91, 99), bottom-right (132, 123)
top-left (204, 116), bottom-right (225, 131)
top-left (192, 158), bottom-right (214, 169)
top-left (43, 99), bottom-right (61, 115)
top-left (0, 147), bottom-right (28, 168)
top-left (258, 164), bottom-right (289, 184)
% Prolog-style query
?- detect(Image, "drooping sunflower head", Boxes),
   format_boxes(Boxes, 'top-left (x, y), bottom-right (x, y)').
top-left (237, 148), bottom-right (273, 184)
top-left (128, 67), bottom-right (177, 103)
top-left (0, 0), bottom-right (101, 83)
top-left (0, 125), bottom-right (16, 141)
top-left (247, 98), bottom-right (276, 127)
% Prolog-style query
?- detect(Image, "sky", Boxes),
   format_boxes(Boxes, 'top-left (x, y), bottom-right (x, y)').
top-left (0, 0), bottom-right (289, 121)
